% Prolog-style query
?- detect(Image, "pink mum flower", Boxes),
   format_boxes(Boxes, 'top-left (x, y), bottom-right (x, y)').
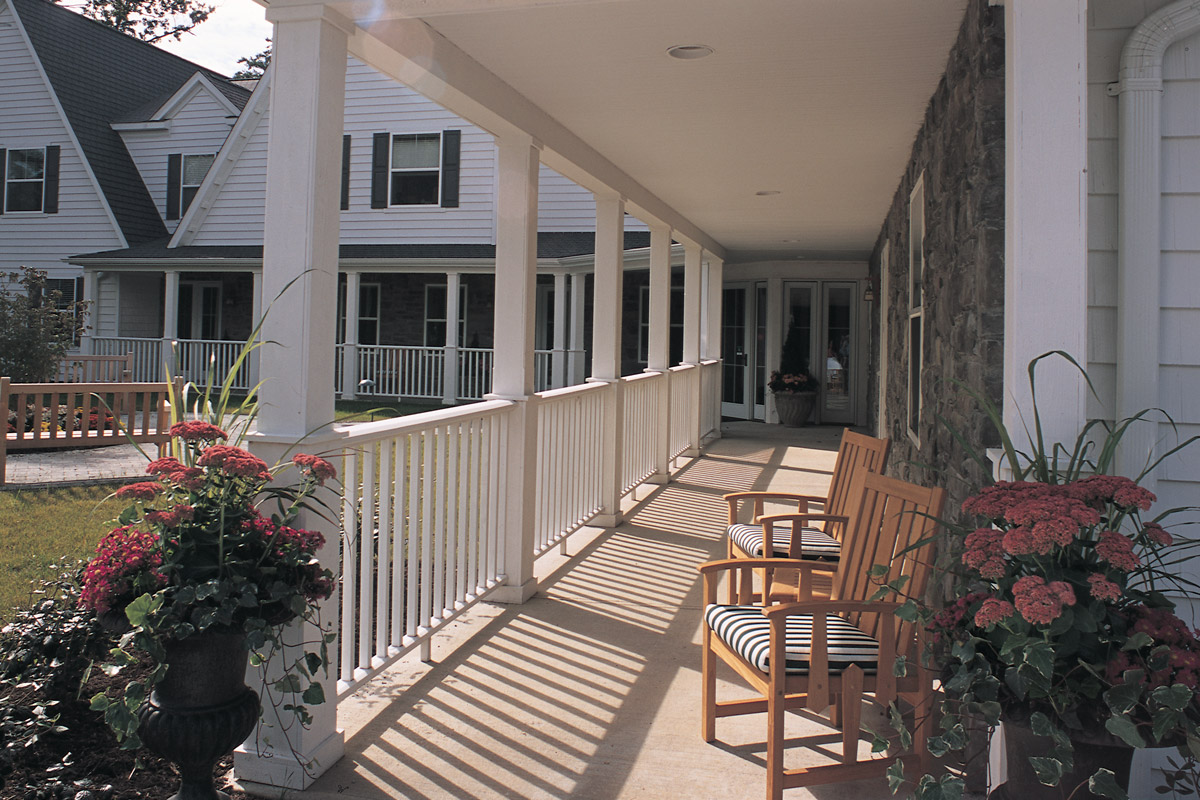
top-left (962, 528), bottom-right (1007, 578)
top-left (974, 598), bottom-right (1016, 628)
top-left (197, 445), bottom-right (271, 481)
top-left (1012, 575), bottom-right (1073, 626)
top-left (169, 466), bottom-right (206, 491)
top-left (293, 453), bottom-right (337, 484)
top-left (1096, 531), bottom-right (1141, 571)
top-left (146, 457), bottom-right (183, 476)
top-left (1070, 475), bottom-right (1156, 511)
top-left (116, 482), bottom-right (162, 501)
top-left (1143, 522), bottom-right (1173, 547)
top-left (169, 420), bottom-right (228, 442)
top-left (1087, 573), bottom-right (1122, 602)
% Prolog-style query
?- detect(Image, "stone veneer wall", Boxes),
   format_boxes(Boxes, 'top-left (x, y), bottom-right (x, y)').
top-left (869, 0), bottom-right (1005, 519)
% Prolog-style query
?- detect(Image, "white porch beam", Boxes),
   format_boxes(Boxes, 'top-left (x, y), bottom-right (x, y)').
top-left (237, 5), bottom-right (349, 788)
top-left (1002, 0), bottom-right (1087, 450)
top-left (339, 13), bottom-right (724, 258)
top-left (487, 132), bottom-right (540, 603)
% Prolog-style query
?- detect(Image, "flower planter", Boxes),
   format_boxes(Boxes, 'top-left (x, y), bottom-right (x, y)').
top-left (773, 391), bottom-right (817, 427)
top-left (988, 720), bottom-right (1133, 800)
top-left (138, 629), bottom-right (260, 800)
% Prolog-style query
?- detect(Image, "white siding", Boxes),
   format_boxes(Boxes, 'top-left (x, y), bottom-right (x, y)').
top-left (119, 88), bottom-right (236, 233)
top-left (0, 3), bottom-right (122, 278)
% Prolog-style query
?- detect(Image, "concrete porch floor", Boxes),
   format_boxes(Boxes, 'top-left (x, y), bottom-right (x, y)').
top-left (252, 423), bottom-right (926, 800)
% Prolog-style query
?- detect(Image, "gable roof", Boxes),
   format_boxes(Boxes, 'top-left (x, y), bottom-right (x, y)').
top-left (9, 0), bottom-right (251, 244)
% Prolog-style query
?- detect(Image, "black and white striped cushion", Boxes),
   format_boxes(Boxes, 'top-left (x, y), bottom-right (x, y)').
top-left (704, 604), bottom-right (879, 675)
top-left (728, 523), bottom-right (841, 559)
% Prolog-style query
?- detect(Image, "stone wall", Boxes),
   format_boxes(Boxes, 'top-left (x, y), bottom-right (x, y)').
top-left (870, 0), bottom-right (1005, 519)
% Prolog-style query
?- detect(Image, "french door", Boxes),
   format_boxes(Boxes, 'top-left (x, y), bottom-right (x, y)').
top-left (784, 281), bottom-right (858, 426)
top-left (721, 283), bottom-right (767, 420)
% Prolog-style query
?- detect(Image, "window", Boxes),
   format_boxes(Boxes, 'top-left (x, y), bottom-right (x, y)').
top-left (370, 130), bottom-right (460, 209)
top-left (390, 134), bottom-right (441, 205)
top-left (177, 282), bottom-right (221, 340)
top-left (2, 146), bottom-right (59, 214)
top-left (336, 281), bottom-right (381, 345)
top-left (907, 173), bottom-right (925, 444)
top-left (637, 284), bottom-right (685, 365)
top-left (45, 277), bottom-right (83, 345)
top-left (424, 283), bottom-right (468, 346)
top-left (166, 153), bottom-right (214, 220)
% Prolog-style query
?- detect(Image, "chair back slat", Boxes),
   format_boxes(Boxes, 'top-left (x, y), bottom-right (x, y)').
top-left (823, 429), bottom-right (890, 541)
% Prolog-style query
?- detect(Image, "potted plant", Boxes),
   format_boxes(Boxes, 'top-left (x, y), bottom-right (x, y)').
top-left (80, 336), bottom-right (340, 799)
top-left (769, 322), bottom-right (819, 427)
top-left (891, 353), bottom-right (1200, 800)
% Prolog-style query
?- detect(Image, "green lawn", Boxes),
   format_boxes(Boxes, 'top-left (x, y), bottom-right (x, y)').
top-left (0, 483), bottom-right (125, 619)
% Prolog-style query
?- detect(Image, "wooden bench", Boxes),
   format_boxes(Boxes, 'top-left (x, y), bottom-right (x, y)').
top-left (700, 470), bottom-right (946, 798)
top-left (1, 376), bottom-right (182, 486)
top-left (56, 353), bottom-right (134, 383)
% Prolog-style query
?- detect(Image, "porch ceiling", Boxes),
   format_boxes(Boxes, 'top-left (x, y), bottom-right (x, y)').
top-left (267, 0), bottom-right (967, 264)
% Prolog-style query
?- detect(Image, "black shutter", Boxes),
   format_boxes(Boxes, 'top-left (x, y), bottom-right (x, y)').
top-left (0, 148), bottom-right (6, 215)
top-left (440, 129), bottom-right (460, 209)
top-left (370, 133), bottom-right (389, 209)
top-left (166, 153), bottom-right (182, 220)
top-left (42, 145), bottom-right (59, 214)
top-left (341, 134), bottom-right (351, 211)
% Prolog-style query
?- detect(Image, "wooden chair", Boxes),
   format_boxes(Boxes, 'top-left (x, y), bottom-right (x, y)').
top-left (723, 429), bottom-right (889, 602)
top-left (700, 470), bottom-right (945, 798)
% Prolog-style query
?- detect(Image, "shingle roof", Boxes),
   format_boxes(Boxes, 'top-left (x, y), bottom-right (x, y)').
top-left (71, 232), bottom-right (656, 262)
top-left (11, 0), bottom-right (251, 244)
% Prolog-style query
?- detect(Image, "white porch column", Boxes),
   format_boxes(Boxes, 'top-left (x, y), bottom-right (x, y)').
top-left (487, 133), bottom-right (541, 603)
top-left (443, 271), bottom-right (461, 404)
top-left (568, 273), bottom-right (587, 385)
top-left (646, 224), bottom-right (672, 483)
top-left (681, 243), bottom-right (703, 454)
top-left (80, 270), bottom-right (97, 355)
top-left (1001, 0), bottom-right (1088, 451)
top-left (342, 270), bottom-right (359, 400)
top-left (161, 270), bottom-right (179, 381)
top-left (592, 192), bottom-right (625, 526)
top-left (250, 269), bottom-right (262, 390)
top-left (237, 3), bottom-right (348, 790)
top-left (551, 271), bottom-right (567, 389)
top-left (705, 256), bottom-right (725, 439)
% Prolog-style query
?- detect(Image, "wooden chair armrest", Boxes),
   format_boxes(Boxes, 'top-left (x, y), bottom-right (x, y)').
top-left (756, 512), bottom-right (848, 527)
top-left (698, 557), bottom-right (837, 576)
top-left (762, 600), bottom-right (904, 619)
top-left (723, 491), bottom-right (826, 504)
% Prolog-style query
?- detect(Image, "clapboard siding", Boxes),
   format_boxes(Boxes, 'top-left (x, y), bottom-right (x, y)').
top-left (0, 3), bottom-right (122, 274)
top-left (120, 89), bottom-right (236, 233)
top-left (117, 272), bottom-right (160, 337)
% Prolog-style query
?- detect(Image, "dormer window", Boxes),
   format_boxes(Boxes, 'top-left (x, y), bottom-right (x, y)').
top-left (0, 146), bottom-right (60, 214)
top-left (166, 153), bottom-right (215, 220)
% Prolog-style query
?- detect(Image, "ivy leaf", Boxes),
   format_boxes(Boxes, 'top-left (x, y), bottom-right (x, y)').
top-left (1105, 715), bottom-right (1147, 748)
top-left (868, 564), bottom-right (889, 577)
top-left (1151, 684), bottom-right (1193, 712)
top-left (302, 682), bottom-right (325, 705)
top-left (1024, 641), bottom-right (1054, 679)
top-left (1122, 631), bottom-right (1153, 651)
top-left (1103, 682), bottom-right (1142, 716)
top-left (1089, 769), bottom-right (1129, 800)
top-left (273, 674), bottom-right (302, 694)
top-left (893, 654), bottom-right (908, 678)
top-left (1029, 756), bottom-right (1064, 786)
top-left (895, 600), bottom-right (919, 623)
top-left (886, 760), bottom-right (906, 793)
top-left (124, 594), bottom-right (158, 628)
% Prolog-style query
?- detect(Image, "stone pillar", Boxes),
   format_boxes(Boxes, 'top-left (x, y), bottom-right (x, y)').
top-left (237, 3), bottom-right (349, 789)
top-left (443, 271), bottom-right (460, 404)
top-left (1002, 0), bottom-right (1088, 454)
top-left (342, 271), bottom-right (359, 400)
top-left (486, 133), bottom-right (541, 604)
top-left (162, 270), bottom-right (179, 381)
top-left (647, 224), bottom-right (672, 484)
top-left (551, 271), bottom-right (567, 389)
top-left (592, 192), bottom-right (625, 526)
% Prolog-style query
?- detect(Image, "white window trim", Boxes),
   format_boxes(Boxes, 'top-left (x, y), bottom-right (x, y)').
top-left (5, 146), bottom-right (46, 214)
top-left (180, 153), bottom-right (215, 215)
top-left (357, 282), bottom-right (381, 346)
top-left (907, 173), bottom-right (925, 446)
top-left (180, 280), bottom-right (222, 340)
top-left (390, 132), bottom-right (442, 208)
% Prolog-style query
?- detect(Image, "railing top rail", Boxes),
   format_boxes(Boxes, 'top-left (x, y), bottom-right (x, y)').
top-left (92, 336), bottom-right (161, 342)
top-left (536, 380), bottom-right (608, 401)
top-left (621, 370), bottom-right (664, 386)
top-left (335, 399), bottom-right (514, 445)
top-left (458, 347), bottom-right (494, 354)
top-left (5, 381), bottom-right (175, 392)
top-left (669, 363), bottom-right (699, 373)
top-left (700, 358), bottom-right (721, 367)
top-left (344, 343), bottom-right (442, 351)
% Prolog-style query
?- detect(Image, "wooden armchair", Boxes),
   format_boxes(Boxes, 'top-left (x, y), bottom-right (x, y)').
top-left (723, 429), bottom-right (889, 602)
top-left (700, 470), bottom-right (945, 798)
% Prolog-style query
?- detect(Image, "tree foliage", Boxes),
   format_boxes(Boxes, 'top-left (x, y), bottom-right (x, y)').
top-left (232, 40), bottom-right (271, 80)
top-left (59, 0), bottom-right (213, 43)
top-left (0, 267), bottom-right (89, 382)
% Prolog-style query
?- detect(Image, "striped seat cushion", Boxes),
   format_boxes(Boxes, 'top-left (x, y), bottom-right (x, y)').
top-left (704, 604), bottom-right (880, 675)
top-left (728, 522), bottom-right (841, 559)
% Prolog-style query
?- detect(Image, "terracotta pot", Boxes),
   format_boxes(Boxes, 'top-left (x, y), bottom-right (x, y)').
top-left (138, 629), bottom-right (260, 800)
top-left (773, 391), bottom-right (817, 427)
top-left (988, 719), bottom-right (1133, 800)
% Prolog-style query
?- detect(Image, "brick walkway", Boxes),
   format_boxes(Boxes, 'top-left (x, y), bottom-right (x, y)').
top-left (2, 443), bottom-right (149, 489)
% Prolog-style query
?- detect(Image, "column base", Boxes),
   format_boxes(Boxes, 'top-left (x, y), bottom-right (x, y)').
top-left (645, 473), bottom-right (670, 485)
top-left (233, 727), bottom-right (344, 791)
top-left (491, 577), bottom-right (537, 604)
top-left (591, 512), bottom-right (623, 528)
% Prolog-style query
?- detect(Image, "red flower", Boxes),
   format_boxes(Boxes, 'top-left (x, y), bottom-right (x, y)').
top-left (1087, 573), bottom-right (1122, 602)
top-left (962, 528), bottom-right (1007, 578)
top-left (169, 420), bottom-right (228, 442)
top-left (293, 453), bottom-right (337, 484)
top-left (147, 457), bottom-right (183, 476)
top-left (974, 598), bottom-right (1016, 628)
top-left (1070, 475), bottom-right (1156, 511)
top-left (1096, 530), bottom-right (1141, 571)
top-left (1144, 522), bottom-right (1173, 547)
top-left (1012, 575), bottom-right (1074, 625)
top-left (169, 466), bottom-right (206, 491)
top-left (80, 526), bottom-right (166, 613)
top-left (116, 482), bottom-right (162, 501)
top-left (197, 445), bottom-right (271, 481)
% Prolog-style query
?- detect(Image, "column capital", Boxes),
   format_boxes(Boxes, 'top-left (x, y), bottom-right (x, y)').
top-left (266, 1), bottom-right (354, 32)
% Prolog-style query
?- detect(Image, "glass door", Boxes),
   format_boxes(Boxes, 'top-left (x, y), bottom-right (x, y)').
top-left (721, 287), bottom-right (748, 418)
top-left (821, 282), bottom-right (856, 424)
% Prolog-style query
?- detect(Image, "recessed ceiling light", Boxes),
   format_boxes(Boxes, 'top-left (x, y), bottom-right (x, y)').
top-left (756, 190), bottom-right (780, 196)
top-left (667, 44), bottom-right (714, 60)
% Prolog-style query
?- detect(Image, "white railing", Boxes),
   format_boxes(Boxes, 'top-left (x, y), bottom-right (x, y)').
top-left (336, 400), bottom-right (513, 697)
top-left (699, 359), bottom-right (722, 439)
top-left (620, 371), bottom-right (664, 496)
top-left (170, 339), bottom-right (255, 392)
top-left (458, 348), bottom-right (492, 400)
top-left (669, 364), bottom-right (699, 459)
top-left (531, 382), bottom-right (607, 557)
top-left (90, 336), bottom-right (163, 382)
top-left (534, 350), bottom-right (553, 393)
top-left (354, 345), bottom-right (444, 399)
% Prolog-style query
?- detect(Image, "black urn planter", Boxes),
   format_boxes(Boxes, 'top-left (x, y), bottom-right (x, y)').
top-left (773, 391), bottom-right (817, 427)
top-left (988, 720), bottom-right (1133, 800)
top-left (138, 630), bottom-right (260, 800)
